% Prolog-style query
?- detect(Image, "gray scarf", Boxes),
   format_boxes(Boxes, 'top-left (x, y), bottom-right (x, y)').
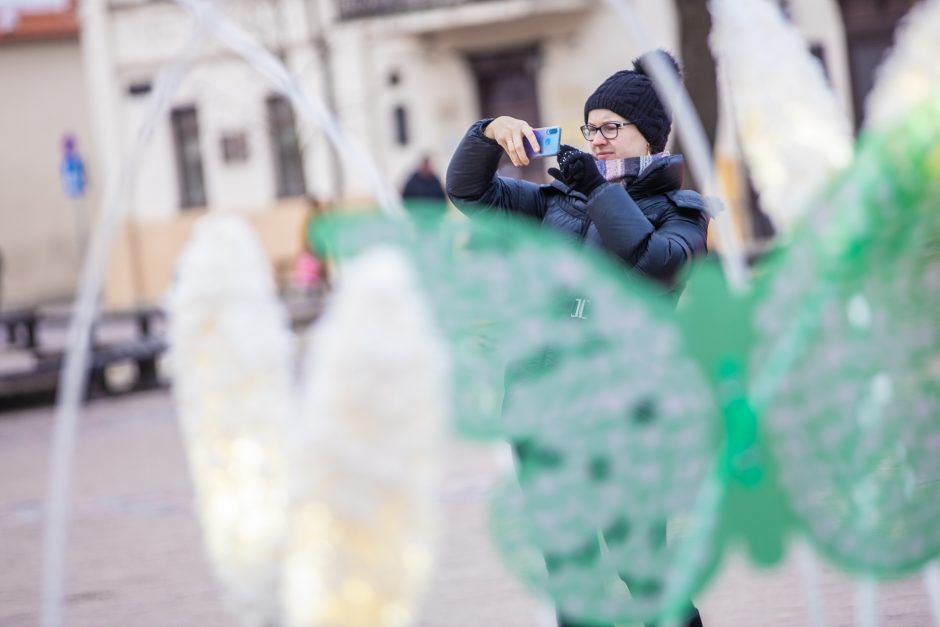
top-left (594, 152), bottom-right (669, 187)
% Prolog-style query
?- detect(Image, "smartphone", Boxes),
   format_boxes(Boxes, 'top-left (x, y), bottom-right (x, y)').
top-left (524, 126), bottom-right (562, 158)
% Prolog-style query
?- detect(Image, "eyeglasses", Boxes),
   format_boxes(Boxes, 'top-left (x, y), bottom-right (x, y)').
top-left (580, 121), bottom-right (635, 141)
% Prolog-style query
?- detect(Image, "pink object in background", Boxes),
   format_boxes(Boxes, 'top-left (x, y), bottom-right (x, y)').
top-left (293, 251), bottom-right (321, 290)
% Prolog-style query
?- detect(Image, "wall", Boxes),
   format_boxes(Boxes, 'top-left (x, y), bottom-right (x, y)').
top-left (89, 0), bottom-right (863, 309)
top-left (97, 0), bottom-right (686, 211)
top-left (0, 38), bottom-right (95, 308)
top-left (109, 1), bottom-right (297, 218)
top-left (328, 0), bottom-right (679, 198)
top-left (104, 199), bottom-right (312, 309)
top-left (95, 0), bottom-right (322, 308)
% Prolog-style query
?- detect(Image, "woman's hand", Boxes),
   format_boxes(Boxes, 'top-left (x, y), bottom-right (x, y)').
top-left (548, 145), bottom-right (607, 196)
top-left (484, 116), bottom-right (540, 167)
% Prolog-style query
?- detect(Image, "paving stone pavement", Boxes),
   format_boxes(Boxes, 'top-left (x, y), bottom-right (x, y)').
top-left (1, 390), bottom-right (936, 626)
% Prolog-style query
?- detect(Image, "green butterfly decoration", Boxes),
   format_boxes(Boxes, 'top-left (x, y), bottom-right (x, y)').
top-left (309, 95), bottom-right (940, 625)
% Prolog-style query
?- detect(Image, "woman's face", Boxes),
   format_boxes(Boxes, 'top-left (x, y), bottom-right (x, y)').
top-left (585, 109), bottom-right (650, 160)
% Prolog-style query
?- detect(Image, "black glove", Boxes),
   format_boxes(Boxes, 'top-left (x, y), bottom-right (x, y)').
top-left (547, 144), bottom-right (607, 196)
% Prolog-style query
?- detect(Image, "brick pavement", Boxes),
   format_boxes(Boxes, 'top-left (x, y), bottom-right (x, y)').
top-left (1, 390), bottom-right (936, 626)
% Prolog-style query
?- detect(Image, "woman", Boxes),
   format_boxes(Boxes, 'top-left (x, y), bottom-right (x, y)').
top-left (445, 49), bottom-right (708, 301)
top-left (446, 49), bottom-right (707, 627)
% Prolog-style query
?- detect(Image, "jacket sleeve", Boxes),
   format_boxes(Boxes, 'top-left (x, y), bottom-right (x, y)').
top-left (445, 119), bottom-right (547, 220)
top-left (586, 184), bottom-right (709, 284)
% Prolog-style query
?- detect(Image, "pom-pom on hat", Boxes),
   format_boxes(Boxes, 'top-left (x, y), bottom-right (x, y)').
top-left (583, 49), bottom-right (682, 153)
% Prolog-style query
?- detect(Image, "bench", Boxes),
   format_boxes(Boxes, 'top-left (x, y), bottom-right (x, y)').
top-left (0, 307), bottom-right (40, 350)
top-left (0, 306), bottom-right (168, 407)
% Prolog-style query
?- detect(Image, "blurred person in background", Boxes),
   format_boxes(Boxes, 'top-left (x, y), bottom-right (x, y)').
top-left (293, 196), bottom-right (332, 297)
top-left (401, 154), bottom-right (448, 222)
top-left (445, 49), bottom-right (708, 627)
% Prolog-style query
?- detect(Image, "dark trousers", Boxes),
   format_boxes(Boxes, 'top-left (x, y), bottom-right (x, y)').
top-left (505, 371), bottom-right (704, 627)
top-left (507, 439), bottom-right (704, 627)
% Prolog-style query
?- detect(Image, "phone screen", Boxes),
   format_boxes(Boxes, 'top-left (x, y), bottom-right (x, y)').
top-left (524, 126), bottom-right (562, 158)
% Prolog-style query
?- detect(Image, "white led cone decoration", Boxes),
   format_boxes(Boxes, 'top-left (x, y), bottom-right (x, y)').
top-left (865, 0), bottom-right (940, 131)
top-left (283, 246), bottom-right (450, 627)
top-left (709, 0), bottom-right (853, 234)
top-left (167, 214), bottom-right (294, 627)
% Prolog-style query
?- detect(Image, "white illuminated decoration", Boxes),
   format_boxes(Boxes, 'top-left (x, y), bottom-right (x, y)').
top-left (167, 214), bottom-right (294, 627)
top-left (865, 0), bottom-right (940, 131)
top-left (169, 218), bottom-right (447, 627)
top-left (709, 0), bottom-right (853, 235)
top-left (283, 245), bottom-right (450, 627)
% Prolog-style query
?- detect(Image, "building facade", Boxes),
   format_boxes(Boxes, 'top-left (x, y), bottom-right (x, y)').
top-left (0, 0), bottom-right (919, 309)
top-left (0, 1), bottom-right (93, 309)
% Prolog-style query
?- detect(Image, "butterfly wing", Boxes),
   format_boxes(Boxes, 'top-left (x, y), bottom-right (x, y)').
top-left (316, 213), bottom-right (725, 624)
top-left (753, 96), bottom-right (940, 576)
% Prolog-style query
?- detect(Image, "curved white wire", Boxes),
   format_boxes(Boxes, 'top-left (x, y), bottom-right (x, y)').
top-left (797, 542), bottom-right (831, 627)
top-left (601, 0), bottom-right (750, 294)
top-left (41, 1), bottom-right (409, 624)
top-left (923, 562), bottom-right (940, 627)
top-left (855, 578), bottom-right (879, 627)
top-left (174, 0), bottom-right (405, 218)
top-left (40, 16), bottom-right (209, 627)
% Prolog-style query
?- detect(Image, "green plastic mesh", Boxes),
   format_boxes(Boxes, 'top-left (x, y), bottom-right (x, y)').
top-left (752, 101), bottom-right (940, 576)
top-left (309, 98), bottom-right (940, 624)
top-left (314, 215), bottom-right (724, 623)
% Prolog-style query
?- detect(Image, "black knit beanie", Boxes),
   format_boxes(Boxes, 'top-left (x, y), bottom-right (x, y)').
top-left (583, 49), bottom-right (682, 153)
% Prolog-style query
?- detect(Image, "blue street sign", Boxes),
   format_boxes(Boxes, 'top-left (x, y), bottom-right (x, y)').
top-left (61, 151), bottom-right (86, 199)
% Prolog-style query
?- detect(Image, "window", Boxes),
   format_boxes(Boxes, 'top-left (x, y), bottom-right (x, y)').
top-left (127, 81), bottom-right (152, 97)
top-left (267, 95), bottom-right (307, 198)
top-left (170, 106), bottom-right (207, 209)
top-left (394, 105), bottom-right (408, 146)
top-left (221, 132), bottom-right (250, 163)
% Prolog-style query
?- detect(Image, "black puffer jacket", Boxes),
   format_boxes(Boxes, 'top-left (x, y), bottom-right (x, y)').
top-left (446, 119), bottom-right (710, 294)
